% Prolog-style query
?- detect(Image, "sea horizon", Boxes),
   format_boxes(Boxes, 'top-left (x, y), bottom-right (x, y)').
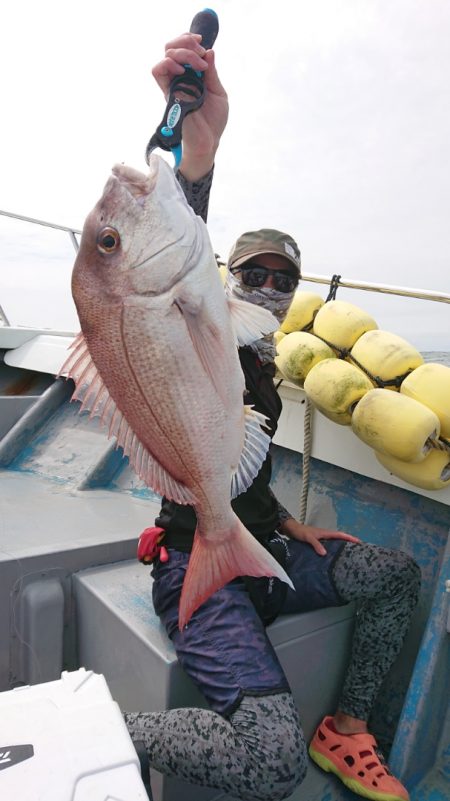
top-left (422, 351), bottom-right (450, 368)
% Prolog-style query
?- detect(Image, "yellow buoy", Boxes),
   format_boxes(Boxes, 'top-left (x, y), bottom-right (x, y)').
top-left (401, 362), bottom-right (450, 439)
top-left (376, 448), bottom-right (450, 490)
top-left (274, 330), bottom-right (286, 347)
top-left (351, 388), bottom-right (440, 462)
top-left (304, 358), bottom-right (374, 424)
top-left (313, 300), bottom-right (378, 351)
top-left (275, 332), bottom-right (335, 387)
top-left (273, 330), bottom-right (287, 381)
top-left (350, 330), bottom-right (423, 391)
top-left (280, 291), bottom-right (324, 334)
top-left (218, 264), bottom-right (228, 286)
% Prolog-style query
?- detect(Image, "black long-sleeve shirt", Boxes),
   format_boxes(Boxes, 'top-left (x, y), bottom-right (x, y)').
top-left (156, 168), bottom-right (293, 550)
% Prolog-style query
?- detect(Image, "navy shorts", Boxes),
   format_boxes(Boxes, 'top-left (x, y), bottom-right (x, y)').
top-left (151, 538), bottom-right (346, 717)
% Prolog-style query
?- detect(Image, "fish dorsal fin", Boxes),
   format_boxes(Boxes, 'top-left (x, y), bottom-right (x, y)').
top-left (231, 405), bottom-right (271, 499)
top-left (58, 334), bottom-right (196, 505)
top-left (227, 297), bottom-right (278, 346)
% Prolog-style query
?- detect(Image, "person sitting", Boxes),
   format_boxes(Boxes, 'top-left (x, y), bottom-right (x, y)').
top-left (125, 31), bottom-right (421, 801)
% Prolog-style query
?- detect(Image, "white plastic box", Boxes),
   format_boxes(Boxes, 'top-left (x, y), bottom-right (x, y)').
top-left (0, 668), bottom-right (148, 801)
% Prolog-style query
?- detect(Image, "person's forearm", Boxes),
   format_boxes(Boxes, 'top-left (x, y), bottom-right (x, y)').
top-left (178, 151), bottom-right (216, 183)
top-left (279, 516), bottom-right (301, 538)
top-left (176, 165), bottom-right (214, 222)
top-left (268, 487), bottom-right (294, 529)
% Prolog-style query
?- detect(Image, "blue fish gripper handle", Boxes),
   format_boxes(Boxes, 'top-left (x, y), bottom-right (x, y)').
top-left (145, 9), bottom-right (219, 167)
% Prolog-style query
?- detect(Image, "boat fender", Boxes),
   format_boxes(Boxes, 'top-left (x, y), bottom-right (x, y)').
top-left (313, 300), bottom-right (378, 351)
top-left (275, 331), bottom-right (335, 387)
top-left (401, 362), bottom-right (450, 439)
top-left (218, 263), bottom-right (228, 285)
top-left (274, 330), bottom-right (286, 348)
top-left (350, 330), bottom-right (424, 391)
top-left (376, 448), bottom-right (450, 490)
top-left (351, 388), bottom-right (441, 463)
top-left (274, 291), bottom-right (449, 490)
top-left (303, 358), bottom-right (374, 425)
top-left (280, 291), bottom-right (325, 334)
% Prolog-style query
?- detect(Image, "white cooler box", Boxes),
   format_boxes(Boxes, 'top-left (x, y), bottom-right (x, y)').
top-left (0, 668), bottom-right (148, 801)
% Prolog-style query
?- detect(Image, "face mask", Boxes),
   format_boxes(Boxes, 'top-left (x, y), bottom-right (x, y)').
top-left (224, 271), bottom-right (296, 365)
top-left (225, 271), bottom-right (295, 323)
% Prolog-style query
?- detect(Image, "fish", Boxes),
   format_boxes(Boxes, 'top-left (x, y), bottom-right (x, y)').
top-left (60, 154), bottom-right (294, 628)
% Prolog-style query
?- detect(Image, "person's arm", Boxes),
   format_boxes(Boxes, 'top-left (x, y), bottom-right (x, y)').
top-left (151, 32), bottom-right (228, 182)
top-left (176, 166), bottom-right (214, 223)
top-left (280, 517), bottom-right (361, 555)
top-left (268, 486), bottom-right (294, 525)
top-left (268, 488), bottom-right (361, 556)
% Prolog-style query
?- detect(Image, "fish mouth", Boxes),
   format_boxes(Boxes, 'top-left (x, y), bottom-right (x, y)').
top-left (111, 161), bottom-right (158, 202)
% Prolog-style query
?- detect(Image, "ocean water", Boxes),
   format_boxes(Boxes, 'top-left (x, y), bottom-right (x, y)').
top-left (422, 351), bottom-right (450, 367)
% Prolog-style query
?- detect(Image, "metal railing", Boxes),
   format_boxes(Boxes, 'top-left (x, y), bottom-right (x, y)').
top-left (0, 209), bottom-right (81, 254)
top-left (1, 209), bottom-right (449, 329)
top-left (0, 210), bottom-right (81, 327)
top-left (299, 272), bottom-right (450, 305)
top-left (215, 256), bottom-right (449, 304)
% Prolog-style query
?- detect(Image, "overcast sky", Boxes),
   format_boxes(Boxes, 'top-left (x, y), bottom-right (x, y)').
top-left (1, 0), bottom-right (449, 348)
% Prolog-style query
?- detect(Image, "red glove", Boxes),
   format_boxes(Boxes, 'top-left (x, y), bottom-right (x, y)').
top-left (137, 526), bottom-right (169, 564)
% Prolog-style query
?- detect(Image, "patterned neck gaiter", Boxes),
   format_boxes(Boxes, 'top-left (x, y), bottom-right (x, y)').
top-left (225, 271), bottom-right (295, 364)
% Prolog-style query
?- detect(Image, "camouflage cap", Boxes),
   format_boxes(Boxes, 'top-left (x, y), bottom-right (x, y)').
top-left (227, 228), bottom-right (301, 276)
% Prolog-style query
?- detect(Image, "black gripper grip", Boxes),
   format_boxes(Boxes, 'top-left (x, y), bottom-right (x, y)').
top-left (189, 9), bottom-right (219, 50)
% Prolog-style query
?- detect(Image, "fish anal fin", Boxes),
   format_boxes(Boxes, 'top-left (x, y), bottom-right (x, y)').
top-left (178, 515), bottom-right (294, 630)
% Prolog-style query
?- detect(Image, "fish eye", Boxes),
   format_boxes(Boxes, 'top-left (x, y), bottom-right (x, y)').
top-left (97, 227), bottom-right (120, 253)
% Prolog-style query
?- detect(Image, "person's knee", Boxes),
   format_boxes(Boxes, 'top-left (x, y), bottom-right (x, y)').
top-left (242, 738), bottom-right (307, 801)
top-left (267, 732), bottom-right (308, 801)
top-left (395, 551), bottom-right (421, 597)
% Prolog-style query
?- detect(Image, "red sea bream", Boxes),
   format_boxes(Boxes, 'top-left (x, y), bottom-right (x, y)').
top-left (60, 155), bottom-right (293, 628)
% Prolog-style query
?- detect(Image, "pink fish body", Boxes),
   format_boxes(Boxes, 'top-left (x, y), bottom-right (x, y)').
top-left (61, 156), bottom-right (293, 627)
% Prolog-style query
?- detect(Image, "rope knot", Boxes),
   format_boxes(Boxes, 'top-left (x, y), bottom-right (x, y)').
top-left (325, 274), bottom-right (342, 302)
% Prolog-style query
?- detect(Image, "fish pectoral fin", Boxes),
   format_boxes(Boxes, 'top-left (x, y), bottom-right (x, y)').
top-left (178, 515), bottom-right (294, 629)
top-left (231, 406), bottom-right (271, 499)
top-left (227, 297), bottom-right (279, 346)
top-left (178, 298), bottom-right (230, 406)
top-left (174, 288), bottom-right (203, 316)
top-left (59, 333), bottom-right (196, 506)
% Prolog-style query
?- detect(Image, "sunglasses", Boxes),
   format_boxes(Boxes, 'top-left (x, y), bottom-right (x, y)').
top-left (231, 264), bottom-right (299, 294)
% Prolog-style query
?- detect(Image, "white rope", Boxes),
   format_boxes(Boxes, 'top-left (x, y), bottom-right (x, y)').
top-left (299, 396), bottom-right (313, 524)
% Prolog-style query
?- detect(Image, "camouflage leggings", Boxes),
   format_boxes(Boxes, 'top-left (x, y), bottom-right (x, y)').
top-left (124, 542), bottom-right (420, 801)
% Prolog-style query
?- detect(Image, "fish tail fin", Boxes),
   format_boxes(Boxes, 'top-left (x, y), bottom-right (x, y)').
top-left (178, 514), bottom-right (294, 630)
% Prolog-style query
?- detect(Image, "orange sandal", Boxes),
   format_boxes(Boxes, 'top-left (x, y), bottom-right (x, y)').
top-left (309, 716), bottom-right (409, 801)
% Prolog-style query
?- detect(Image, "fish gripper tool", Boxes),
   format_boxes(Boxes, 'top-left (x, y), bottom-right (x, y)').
top-left (145, 8), bottom-right (219, 169)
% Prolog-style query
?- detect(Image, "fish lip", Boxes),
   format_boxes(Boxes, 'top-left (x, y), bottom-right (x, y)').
top-left (111, 161), bottom-right (158, 202)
